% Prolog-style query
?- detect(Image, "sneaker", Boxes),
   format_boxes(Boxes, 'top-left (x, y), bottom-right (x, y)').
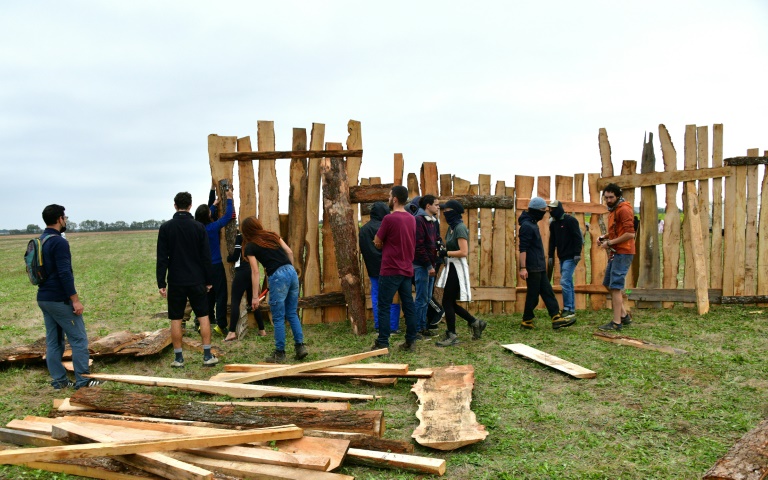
top-left (421, 329), bottom-right (439, 338)
top-left (561, 309), bottom-right (577, 319)
top-left (552, 313), bottom-right (576, 330)
top-left (76, 379), bottom-right (105, 389)
top-left (470, 319), bottom-right (487, 340)
top-left (413, 333), bottom-right (424, 341)
top-left (391, 330), bottom-right (401, 335)
top-left (295, 343), bottom-right (308, 360)
top-left (598, 321), bottom-right (623, 332)
top-left (621, 313), bottom-right (632, 326)
top-left (435, 332), bottom-right (460, 347)
top-left (53, 380), bottom-right (75, 390)
top-left (521, 319), bottom-right (535, 330)
top-left (203, 355), bottom-right (219, 367)
top-left (265, 350), bottom-right (287, 364)
top-left (212, 325), bottom-right (225, 336)
top-left (171, 359), bottom-right (185, 368)
top-left (399, 341), bottom-right (416, 352)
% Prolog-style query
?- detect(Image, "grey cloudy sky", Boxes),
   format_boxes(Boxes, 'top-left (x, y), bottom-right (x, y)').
top-left (1, 0), bottom-right (767, 229)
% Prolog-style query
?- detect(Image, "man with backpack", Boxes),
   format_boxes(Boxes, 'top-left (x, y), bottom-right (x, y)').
top-left (35, 204), bottom-right (100, 390)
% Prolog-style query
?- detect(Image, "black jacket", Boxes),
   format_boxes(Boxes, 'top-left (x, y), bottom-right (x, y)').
top-left (518, 211), bottom-right (546, 272)
top-left (156, 211), bottom-right (213, 288)
top-left (548, 214), bottom-right (583, 260)
top-left (359, 202), bottom-right (389, 278)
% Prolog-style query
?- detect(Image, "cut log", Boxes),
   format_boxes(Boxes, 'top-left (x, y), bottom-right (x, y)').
top-left (0, 424), bottom-right (302, 465)
top-left (89, 331), bottom-right (148, 356)
top-left (167, 452), bottom-right (354, 480)
top-left (346, 448), bottom-right (446, 476)
top-left (320, 143), bottom-right (347, 324)
top-left (80, 374), bottom-right (377, 401)
top-left (220, 349), bottom-right (388, 383)
top-left (502, 344), bottom-right (596, 379)
top-left (219, 149), bottom-right (363, 161)
top-left (592, 331), bottom-right (688, 355)
top-left (69, 388), bottom-right (382, 435)
top-left (254, 291), bottom-right (347, 312)
top-left (304, 430), bottom-right (414, 454)
top-left (119, 328), bottom-right (172, 356)
top-left (411, 365), bottom-right (488, 450)
top-left (702, 417), bottom-right (768, 480)
top-left (0, 336), bottom-right (47, 363)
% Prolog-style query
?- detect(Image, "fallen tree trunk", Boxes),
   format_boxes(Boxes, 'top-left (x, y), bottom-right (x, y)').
top-left (70, 389), bottom-right (383, 436)
top-left (257, 291), bottom-right (347, 312)
top-left (703, 417), bottom-right (768, 480)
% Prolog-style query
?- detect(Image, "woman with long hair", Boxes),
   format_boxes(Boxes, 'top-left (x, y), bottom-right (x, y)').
top-left (224, 230), bottom-right (267, 342)
top-left (241, 216), bottom-right (307, 363)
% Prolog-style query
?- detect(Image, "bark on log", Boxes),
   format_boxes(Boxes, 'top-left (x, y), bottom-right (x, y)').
top-left (703, 417), bottom-right (768, 480)
top-left (304, 430), bottom-right (414, 454)
top-left (288, 129), bottom-right (309, 284)
top-left (352, 186), bottom-right (518, 210)
top-left (69, 389), bottom-right (383, 436)
top-left (119, 328), bottom-right (172, 356)
top-left (724, 156), bottom-right (768, 166)
top-left (0, 337), bottom-right (47, 363)
top-left (256, 292), bottom-right (347, 312)
top-left (89, 331), bottom-right (148, 355)
top-left (219, 149), bottom-right (363, 161)
top-left (320, 155), bottom-right (367, 335)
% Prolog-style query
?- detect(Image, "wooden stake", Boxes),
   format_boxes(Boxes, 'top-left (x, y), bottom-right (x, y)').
top-left (659, 125), bottom-right (682, 308)
top-left (744, 148), bottom-right (760, 297)
top-left (302, 123), bottom-right (325, 325)
top-left (710, 124), bottom-right (725, 290)
top-left (288, 129), bottom-right (309, 287)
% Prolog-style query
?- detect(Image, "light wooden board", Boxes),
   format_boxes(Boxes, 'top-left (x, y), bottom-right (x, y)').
top-left (256, 120), bottom-right (280, 235)
top-left (420, 162), bottom-right (439, 196)
top-left (572, 174), bottom-right (587, 310)
top-left (681, 127), bottom-right (696, 305)
top-left (477, 174), bottom-right (493, 315)
top-left (659, 125), bottom-right (682, 308)
top-left (321, 142), bottom-right (347, 323)
top-left (553, 175), bottom-right (574, 307)
top-left (347, 448), bottom-right (446, 476)
top-left (0, 427), bottom-right (65, 447)
top-left (588, 173), bottom-right (608, 310)
top-left (683, 125), bottom-right (710, 314)
top-left (710, 124), bottom-right (725, 290)
top-left (168, 452), bottom-right (354, 480)
top-left (722, 129), bottom-right (737, 296)
top-left (697, 126), bottom-right (711, 282)
top-left (288, 128), bottom-right (308, 288)
top-left (22, 461), bottom-right (159, 480)
top-left (207, 135), bottom-right (237, 290)
top-left (504, 186), bottom-right (517, 313)
top-left (346, 120), bottom-right (363, 239)
top-left (407, 173), bottom-right (420, 198)
top-left (620, 161), bottom-right (638, 303)
top-left (465, 183), bottom-right (479, 315)
top-left (536, 176), bottom-right (551, 310)
top-left (210, 368), bottom-right (433, 381)
top-left (302, 123), bottom-right (325, 324)
top-left (236, 136), bottom-right (257, 221)
top-left (745, 148), bottom-right (760, 297)
top-left (411, 365), bottom-right (488, 450)
top-left (636, 134), bottom-right (661, 310)
top-left (733, 156), bottom-right (748, 296)
top-left (595, 166), bottom-right (732, 190)
top-left (502, 343), bottom-right (596, 379)
top-left (758, 153), bottom-right (768, 304)
top-left (598, 129), bottom-right (614, 310)
top-left (393, 153), bottom-right (404, 186)
top-left (185, 445), bottom-right (329, 472)
top-left (200, 401), bottom-right (350, 410)
top-left (514, 176), bottom-right (535, 313)
top-left (439, 174), bottom-right (452, 242)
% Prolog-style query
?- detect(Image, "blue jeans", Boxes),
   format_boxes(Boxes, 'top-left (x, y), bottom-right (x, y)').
top-left (268, 265), bottom-right (304, 351)
top-left (559, 259), bottom-right (577, 312)
top-left (38, 300), bottom-right (91, 389)
top-left (370, 277), bottom-right (400, 331)
top-left (376, 275), bottom-right (418, 346)
top-left (413, 264), bottom-right (435, 331)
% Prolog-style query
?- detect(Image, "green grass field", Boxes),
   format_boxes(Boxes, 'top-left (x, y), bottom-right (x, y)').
top-left (0, 231), bottom-right (766, 479)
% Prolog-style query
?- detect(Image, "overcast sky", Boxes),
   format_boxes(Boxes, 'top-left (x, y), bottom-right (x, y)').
top-left (2, 0), bottom-right (767, 229)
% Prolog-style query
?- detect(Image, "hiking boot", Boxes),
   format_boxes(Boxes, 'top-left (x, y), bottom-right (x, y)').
top-left (552, 313), bottom-right (576, 330)
top-left (202, 355), bottom-right (219, 367)
top-left (265, 350), bottom-right (287, 364)
top-left (53, 380), bottom-right (75, 390)
top-left (521, 319), bottom-right (535, 330)
top-left (435, 332), bottom-right (460, 347)
top-left (621, 313), bottom-right (632, 326)
top-left (421, 328), bottom-right (439, 338)
top-left (599, 321), bottom-right (623, 332)
top-left (470, 319), bottom-right (487, 340)
top-left (561, 309), bottom-right (577, 319)
top-left (295, 343), bottom-right (308, 360)
top-left (212, 325), bottom-right (225, 336)
top-left (399, 341), bottom-right (416, 352)
top-left (171, 359), bottom-right (185, 368)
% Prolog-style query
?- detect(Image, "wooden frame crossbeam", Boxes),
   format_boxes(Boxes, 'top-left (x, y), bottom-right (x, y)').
top-left (724, 156), bottom-right (768, 166)
top-left (596, 166), bottom-right (731, 190)
top-left (219, 149), bottom-right (363, 161)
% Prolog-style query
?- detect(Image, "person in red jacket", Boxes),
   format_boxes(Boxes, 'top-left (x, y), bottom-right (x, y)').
top-left (598, 183), bottom-right (636, 331)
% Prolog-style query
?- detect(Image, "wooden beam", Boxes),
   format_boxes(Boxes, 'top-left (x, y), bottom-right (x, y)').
top-left (0, 427), bottom-right (65, 447)
top-left (703, 417), bottom-right (768, 480)
top-left (723, 156), bottom-right (768, 166)
top-left (22, 460), bottom-right (157, 480)
top-left (502, 343), bottom-right (596, 379)
top-left (184, 445), bottom-right (329, 472)
top-left (167, 452), bottom-right (354, 480)
top-left (302, 123), bottom-right (325, 325)
top-left (346, 448), bottom-right (446, 476)
top-left (627, 289), bottom-right (722, 303)
top-left (219, 149), bottom-right (363, 161)
top-left (596, 166), bottom-right (732, 190)
top-left (593, 332), bottom-right (688, 355)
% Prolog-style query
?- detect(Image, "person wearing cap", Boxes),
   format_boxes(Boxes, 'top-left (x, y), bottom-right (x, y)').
top-left (518, 197), bottom-right (575, 330)
top-left (547, 199), bottom-right (584, 320)
top-left (434, 199), bottom-right (487, 347)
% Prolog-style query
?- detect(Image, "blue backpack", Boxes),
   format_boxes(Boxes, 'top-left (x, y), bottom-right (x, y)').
top-left (24, 234), bottom-right (52, 286)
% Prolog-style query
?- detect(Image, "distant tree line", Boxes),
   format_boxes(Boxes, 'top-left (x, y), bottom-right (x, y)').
top-left (2, 219), bottom-right (166, 235)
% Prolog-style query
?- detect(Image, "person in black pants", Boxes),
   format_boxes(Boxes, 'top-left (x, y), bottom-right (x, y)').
top-left (224, 232), bottom-right (266, 341)
top-left (518, 197), bottom-right (575, 330)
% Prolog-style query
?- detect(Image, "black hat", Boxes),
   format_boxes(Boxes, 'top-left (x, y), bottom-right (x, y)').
top-left (440, 199), bottom-right (464, 214)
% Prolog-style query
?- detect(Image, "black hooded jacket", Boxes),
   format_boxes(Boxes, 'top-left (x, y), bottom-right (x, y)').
top-left (359, 202), bottom-right (390, 278)
top-left (518, 210), bottom-right (547, 272)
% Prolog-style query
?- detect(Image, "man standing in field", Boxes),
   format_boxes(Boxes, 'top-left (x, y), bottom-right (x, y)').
top-left (372, 185), bottom-right (419, 352)
top-left (37, 204), bottom-right (101, 389)
top-left (598, 183), bottom-right (636, 331)
top-left (412, 194), bottom-right (442, 337)
top-left (157, 192), bottom-right (218, 367)
top-left (547, 199), bottom-right (584, 320)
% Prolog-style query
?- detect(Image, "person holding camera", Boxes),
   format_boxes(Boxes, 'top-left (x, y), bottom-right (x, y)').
top-left (598, 183), bottom-right (636, 331)
top-left (411, 195), bottom-right (443, 338)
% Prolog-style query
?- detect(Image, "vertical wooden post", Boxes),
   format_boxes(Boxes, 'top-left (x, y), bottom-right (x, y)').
top-left (659, 125), bottom-right (682, 308)
top-left (478, 175), bottom-right (493, 315)
top-left (439, 174), bottom-right (452, 242)
top-left (573, 174), bottom-right (587, 311)
top-left (681, 126), bottom-right (697, 306)
top-left (359, 177), bottom-right (372, 319)
top-left (490, 180), bottom-right (506, 313)
top-left (553, 175), bottom-right (574, 306)
top-left (420, 163), bottom-right (439, 196)
top-left (598, 128), bottom-right (614, 310)
top-left (407, 173), bottom-right (420, 199)
top-left (536, 176), bottom-right (551, 309)
top-left (321, 142), bottom-right (347, 323)
top-left (256, 121), bottom-right (280, 234)
top-left (732, 152), bottom-right (748, 297)
top-left (346, 120), bottom-right (363, 239)
top-left (302, 123), bottom-right (325, 325)
top-left (744, 147), bottom-right (760, 297)
top-left (620, 161), bottom-right (638, 302)
top-left (466, 183), bottom-right (480, 315)
top-left (452, 177), bottom-right (471, 312)
top-left (236, 137), bottom-right (257, 220)
top-left (683, 124), bottom-right (710, 315)
top-left (722, 123), bottom-right (736, 296)
top-left (207, 134), bottom-right (237, 292)
top-left (320, 150), bottom-right (367, 335)
top-left (637, 133), bottom-right (661, 309)
top-left (697, 126), bottom-right (711, 279)
top-left (504, 185), bottom-right (517, 313)
top-left (514, 176), bottom-right (535, 312)
top-left (393, 154), bottom-right (404, 186)
top-left (288, 129), bottom-right (308, 289)
top-left (588, 173), bottom-right (608, 310)
top-left (710, 124), bottom-right (725, 290)
top-left (758, 151), bottom-right (768, 306)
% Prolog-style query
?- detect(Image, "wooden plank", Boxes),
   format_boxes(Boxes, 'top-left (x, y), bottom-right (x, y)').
top-left (553, 175), bottom-right (574, 305)
top-left (503, 343), bottom-right (596, 379)
top-left (346, 448), bottom-right (446, 476)
top-left (537, 176), bottom-right (551, 310)
top-left (207, 135), bottom-right (237, 281)
top-left (515, 199), bottom-right (607, 214)
top-left (393, 153), bottom-right (404, 186)
top-left (167, 452), bottom-right (354, 480)
top-left (588, 173), bottom-right (607, 310)
top-left (23, 461), bottom-right (160, 480)
top-left (346, 121), bottom-right (363, 307)
top-left (710, 124), bottom-right (725, 290)
top-left (256, 121), bottom-right (280, 243)
top-left (419, 162), bottom-right (439, 195)
top-left (491, 180), bottom-right (507, 313)
top-left (697, 126), bottom-right (711, 283)
top-left (0, 427), bottom-right (65, 447)
top-left (478, 174), bottom-right (493, 314)
top-left (599, 128), bottom-right (615, 177)
top-left (0, 424), bottom-right (302, 465)
top-left (411, 365), bottom-right (488, 450)
top-left (211, 368), bottom-right (433, 381)
top-left (514, 176), bottom-right (535, 313)
top-left (745, 148), bottom-right (760, 297)
top-left (681, 127), bottom-right (696, 305)
top-left (466, 183), bottom-right (479, 315)
top-left (236, 136), bottom-right (257, 221)
top-left (185, 445), bottom-right (329, 472)
top-left (288, 129), bottom-right (308, 288)
top-left (439, 174), bottom-right (452, 243)
top-left (759, 151), bottom-right (768, 304)
top-left (470, 287), bottom-right (516, 301)
top-left (516, 284), bottom-right (609, 294)
top-left (703, 417), bottom-right (768, 480)
top-left (592, 332), bottom-right (688, 355)
top-left (201, 401), bottom-right (350, 410)
top-left (733, 153), bottom-right (748, 296)
top-left (321, 142), bottom-right (347, 324)
top-left (81, 374), bottom-right (377, 401)
top-left (303, 430), bottom-right (413, 454)
top-left (504, 185), bottom-right (517, 313)
top-left (303, 123), bottom-right (325, 325)
top-left (724, 156), bottom-right (768, 166)
top-left (220, 149), bottom-right (363, 161)
top-left (572, 174), bottom-right (587, 310)
top-left (359, 177), bottom-right (372, 316)
top-left (722, 126), bottom-right (737, 296)
top-left (595, 166), bottom-right (732, 190)
top-left (224, 362), bottom-right (407, 375)
top-left (636, 134), bottom-right (661, 309)
top-left (620, 161), bottom-right (638, 300)
top-left (684, 125), bottom-right (710, 314)
top-left (221, 349), bottom-right (388, 383)
top-left (627, 288), bottom-right (723, 303)
top-left (659, 124), bottom-right (682, 307)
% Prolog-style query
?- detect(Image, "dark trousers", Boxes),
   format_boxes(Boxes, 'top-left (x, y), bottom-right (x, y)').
top-left (229, 267), bottom-right (265, 332)
top-left (442, 264), bottom-right (477, 334)
top-left (376, 275), bottom-right (418, 346)
top-left (523, 270), bottom-right (560, 321)
top-left (208, 262), bottom-right (228, 329)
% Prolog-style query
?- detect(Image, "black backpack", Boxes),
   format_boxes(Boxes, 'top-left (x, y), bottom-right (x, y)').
top-left (24, 234), bottom-right (52, 286)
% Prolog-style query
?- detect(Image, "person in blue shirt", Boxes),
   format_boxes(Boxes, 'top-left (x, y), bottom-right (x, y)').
top-left (194, 188), bottom-right (234, 336)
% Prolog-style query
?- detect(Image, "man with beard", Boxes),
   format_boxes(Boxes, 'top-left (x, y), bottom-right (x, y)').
top-left (547, 199), bottom-right (584, 320)
top-left (518, 197), bottom-right (574, 330)
top-left (598, 183), bottom-right (636, 331)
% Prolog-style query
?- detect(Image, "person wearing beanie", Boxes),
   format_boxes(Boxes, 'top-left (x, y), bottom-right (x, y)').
top-left (434, 199), bottom-right (487, 347)
top-left (518, 197), bottom-right (575, 330)
top-left (547, 199), bottom-right (584, 319)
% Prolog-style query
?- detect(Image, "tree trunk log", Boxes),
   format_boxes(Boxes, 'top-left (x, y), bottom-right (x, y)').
top-left (256, 292), bottom-right (346, 312)
top-left (119, 328), bottom-right (172, 356)
top-left (219, 149), bottom-right (363, 161)
top-left (304, 430), bottom-right (414, 454)
top-left (69, 389), bottom-right (383, 436)
top-left (724, 156), bottom-right (768, 166)
top-left (320, 156), bottom-right (367, 335)
top-left (703, 418), bottom-right (768, 479)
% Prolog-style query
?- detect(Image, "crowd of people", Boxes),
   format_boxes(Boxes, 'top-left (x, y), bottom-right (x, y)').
top-left (33, 182), bottom-right (635, 385)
